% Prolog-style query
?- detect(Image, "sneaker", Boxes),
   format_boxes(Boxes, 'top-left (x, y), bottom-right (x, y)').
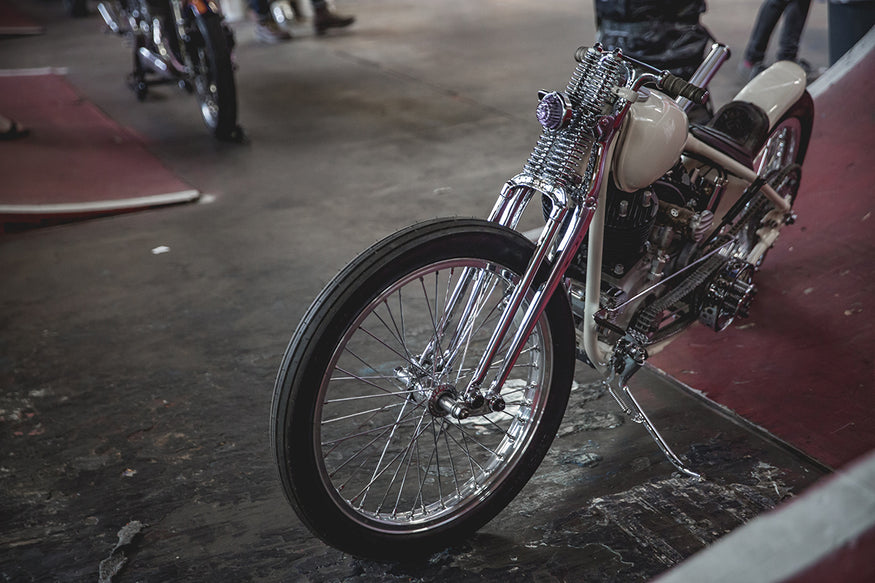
top-left (255, 20), bottom-right (292, 43)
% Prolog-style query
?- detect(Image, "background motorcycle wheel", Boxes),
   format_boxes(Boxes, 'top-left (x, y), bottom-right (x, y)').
top-left (271, 218), bottom-right (576, 559)
top-left (191, 12), bottom-right (238, 140)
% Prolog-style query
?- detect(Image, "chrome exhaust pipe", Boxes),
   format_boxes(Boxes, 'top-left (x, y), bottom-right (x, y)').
top-left (153, 19), bottom-right (189, 75)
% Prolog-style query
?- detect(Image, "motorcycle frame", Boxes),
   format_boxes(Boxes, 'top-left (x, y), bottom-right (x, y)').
top-left (441, 46), bottom-right (797, 421)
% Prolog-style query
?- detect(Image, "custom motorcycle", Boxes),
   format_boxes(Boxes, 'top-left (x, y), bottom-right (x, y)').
top-left (271, 42), bottom-right (812, 558)
top-left (97, 0), bottom-right (240, 140)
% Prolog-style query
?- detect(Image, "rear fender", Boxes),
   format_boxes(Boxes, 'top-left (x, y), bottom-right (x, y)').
top-left (734, 61), bottom-right (807, 130)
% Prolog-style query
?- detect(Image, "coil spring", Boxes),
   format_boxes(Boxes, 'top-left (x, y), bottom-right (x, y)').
top-left (524, 47), bottom-right (626, 195)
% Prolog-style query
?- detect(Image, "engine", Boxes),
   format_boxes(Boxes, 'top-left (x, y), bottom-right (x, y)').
top-left (561, 160), bottom-right (731, 347)
top-left (591, 161), bottom-right (719, 279)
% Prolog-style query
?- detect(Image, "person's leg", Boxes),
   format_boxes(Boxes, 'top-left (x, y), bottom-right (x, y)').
top-left (251, 0), bottom-right (292, 43)
top-left (744, 0), bottom-right (792, 64)
top-left (776, 0), bottom-right (812, 61)
top-left (248, 0), bottom-right (268, 19)
top-left (311, 0), bottom-right (354, 35)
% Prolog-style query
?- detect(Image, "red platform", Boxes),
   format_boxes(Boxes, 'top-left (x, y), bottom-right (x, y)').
top-left (0, 0), bottom-right (43, 36)
top-left (0, 70), bottom-right (198, 228)
top-left (649, 38), bottom-right (875, 470)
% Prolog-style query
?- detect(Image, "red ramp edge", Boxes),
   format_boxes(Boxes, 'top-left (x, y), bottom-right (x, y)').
top-left (0, 69), bottom-right (199, 228)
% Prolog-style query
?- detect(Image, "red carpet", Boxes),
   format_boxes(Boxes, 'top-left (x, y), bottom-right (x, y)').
top-left (0, 70), bottom-right (198, 227)
top-left (0, 0), bottom-right (44, 35)
top-left (649, 44), bottom-right (875, 470)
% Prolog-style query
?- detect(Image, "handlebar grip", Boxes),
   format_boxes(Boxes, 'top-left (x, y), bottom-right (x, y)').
top-left (661, 73), bottom-right (709, 106)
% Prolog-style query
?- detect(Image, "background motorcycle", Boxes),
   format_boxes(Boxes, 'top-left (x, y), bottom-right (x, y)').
top-left (98, 0), bottom-right (240, 140)
top-left (270, 41), bottom-right (812, 558)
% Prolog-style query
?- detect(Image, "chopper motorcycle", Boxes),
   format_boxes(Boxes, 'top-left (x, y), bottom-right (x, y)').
top-left (97, 0), bottom-right (240, 140)
top-left (270, 41), bottom-right (813, 558)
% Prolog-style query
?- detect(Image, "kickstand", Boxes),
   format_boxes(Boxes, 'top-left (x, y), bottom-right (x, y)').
top-left (605, 335), bottom-right (703, 480)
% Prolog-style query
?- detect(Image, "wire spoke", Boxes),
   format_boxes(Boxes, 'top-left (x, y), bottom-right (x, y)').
top-left (349, 407), bottom-right (434, 507)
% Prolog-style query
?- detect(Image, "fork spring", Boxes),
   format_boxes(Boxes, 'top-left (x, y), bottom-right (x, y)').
top-left (523, 47), bottom-right (625, 198)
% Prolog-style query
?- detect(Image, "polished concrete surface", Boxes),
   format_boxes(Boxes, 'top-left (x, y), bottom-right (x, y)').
top-left (0, 1), bottom-right (859, 581)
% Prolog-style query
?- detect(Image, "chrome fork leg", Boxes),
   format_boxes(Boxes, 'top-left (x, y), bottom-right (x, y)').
top-left (463, 201), bottom-right (571, 403)
top-left (471, 200), bottom-right (597, 409)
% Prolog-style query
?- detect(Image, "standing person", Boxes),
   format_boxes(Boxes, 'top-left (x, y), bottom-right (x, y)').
top-left (594, 0), bottom-right (712, 80)
top-left (250, 0), bottom-right (355, 43)
top-left (740, 0), bottom-right (812, 79)
top-left (594, 0), bottom-right (713, 121)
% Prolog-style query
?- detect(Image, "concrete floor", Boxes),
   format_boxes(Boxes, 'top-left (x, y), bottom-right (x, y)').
top-left (0, 0), bottom-right (839, 581)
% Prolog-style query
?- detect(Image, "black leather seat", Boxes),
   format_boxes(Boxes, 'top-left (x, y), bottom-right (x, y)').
top-left (689, 101), bottom-right (770, 169)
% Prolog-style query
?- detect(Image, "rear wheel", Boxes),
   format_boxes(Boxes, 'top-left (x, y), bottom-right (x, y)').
top-left (756, 91), bottom-right (813, 173)
top-left (271, 218), bottom-right (576, 559)
top-left (191, 13), bottom-right (237, 140)
top-left (736, 95), bottom-right (811, 266)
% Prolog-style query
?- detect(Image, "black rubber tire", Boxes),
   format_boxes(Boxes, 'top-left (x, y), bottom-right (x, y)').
top-left (271, 218), bottom-right (576, 559)
top-left (192, 12), bottom-right (237, 140)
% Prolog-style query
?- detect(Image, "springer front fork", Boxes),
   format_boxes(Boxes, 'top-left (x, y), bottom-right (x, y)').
top-left (419, 156), bottom-right (605, 419)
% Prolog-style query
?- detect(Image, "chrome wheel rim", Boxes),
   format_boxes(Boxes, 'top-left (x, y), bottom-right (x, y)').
top-left (315, 258), bottom-right (554, 530)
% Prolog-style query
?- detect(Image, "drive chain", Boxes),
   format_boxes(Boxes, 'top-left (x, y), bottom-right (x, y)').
top-left (630, 192), bottom-right (772, 337)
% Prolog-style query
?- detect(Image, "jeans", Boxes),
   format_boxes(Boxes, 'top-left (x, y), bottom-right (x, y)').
top-left (744, 0), bottom-right (812, 63)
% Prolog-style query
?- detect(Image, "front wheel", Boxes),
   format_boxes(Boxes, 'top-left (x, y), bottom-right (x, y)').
top-left (271, 218), bottom-right (576, 559)
top-left (190, 12), bottom-right (238, 140)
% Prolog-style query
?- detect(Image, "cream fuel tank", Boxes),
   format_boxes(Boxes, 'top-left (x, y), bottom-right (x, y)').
top-left (612, 60), bottom-right (806, 195)
top-left (612, 88), bottom-right (689, 193)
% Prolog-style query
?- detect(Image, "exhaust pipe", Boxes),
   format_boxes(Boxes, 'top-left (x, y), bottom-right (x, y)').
top-left (137, 46), bottom-right (188, 78)
top-left (137, 18), bottom-right (188, 78)
top-left (153, 19), bottom-right (189, 75)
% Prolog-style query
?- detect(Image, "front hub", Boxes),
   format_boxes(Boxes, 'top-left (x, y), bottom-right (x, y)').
top-left (429, 385), bottom-right (463, 418)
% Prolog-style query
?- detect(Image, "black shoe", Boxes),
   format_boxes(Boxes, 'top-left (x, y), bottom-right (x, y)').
top-left (0, 119), bottom-right (29, 141)
top-left (314, 6), bottom-right (355, 36)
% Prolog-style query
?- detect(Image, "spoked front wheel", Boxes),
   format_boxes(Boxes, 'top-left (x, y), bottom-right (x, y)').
top-left (271, 218), bottom-right (575, 558)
